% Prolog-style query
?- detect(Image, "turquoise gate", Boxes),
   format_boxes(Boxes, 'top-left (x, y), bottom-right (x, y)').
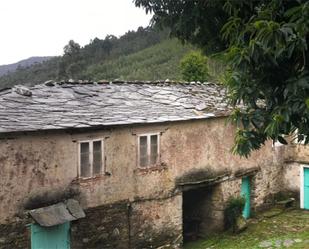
top-left (31, 222), bottom-right (70, 249)
top-left (241, 176), bottom-right (251, 219)
top-left (304, 167), bottom-right (309, 210)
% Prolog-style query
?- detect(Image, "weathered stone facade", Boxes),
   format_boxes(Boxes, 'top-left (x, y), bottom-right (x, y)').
top-left (0, 81), bottom-right (306, 248)
top-left (0, 116), bottom-right (290, 248)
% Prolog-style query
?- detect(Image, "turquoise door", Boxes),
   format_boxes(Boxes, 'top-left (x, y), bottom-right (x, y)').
top-left (31, 222), bottom-right (70, 249)
top-left (304, 168), bottom-right (309, 210)
top-left (241, 177), bottom-right (251, 219)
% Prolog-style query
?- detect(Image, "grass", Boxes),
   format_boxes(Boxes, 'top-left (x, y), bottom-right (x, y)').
top-left (184, 208), bottom-right (309, 249)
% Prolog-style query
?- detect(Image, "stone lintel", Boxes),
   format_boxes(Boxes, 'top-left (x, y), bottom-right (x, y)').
top-left (29, 199), bottom-right (85, 227)
top-left (177, 173), bottom-right (231, 191)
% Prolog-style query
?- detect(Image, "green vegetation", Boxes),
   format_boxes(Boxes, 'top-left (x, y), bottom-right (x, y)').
top-left (85, 39), bottom-right (193, 81)
top-left (0, 27), bottom-right (177, 88)
top-left (0, 26), bottom-right (225, 88)
top-left (0, 28), bottom-right (197, 88)
top-left (57, 27), bottom-right (171, 80)
top-left (134, 0), bottom-right (309, 157)
top-left (224, 196), bottom-right (245, 233)
top-left (185, 208), bottom-right (309, 249)
top-left (0, 58), bottom-right (59, 88)
top-left (180, 51), bottom-right (209, 82)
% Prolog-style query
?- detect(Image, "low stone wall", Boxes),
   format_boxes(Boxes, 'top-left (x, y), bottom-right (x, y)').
top-left (72, 197), bottom-right (182, 249)
top-left (0, 197), bottom-right (182, 249)
top-left (72, 196), bottom-right (182, 249)
top-left (71, 201), bottom-right (130, 249)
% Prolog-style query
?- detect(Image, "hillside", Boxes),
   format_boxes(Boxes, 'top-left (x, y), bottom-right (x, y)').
top-left (0, 27), bottom-right (197, 89)
top-left (0, 56), bottom-right (53, 77)
top-left (0, 57), bottom-right (60, 88)
top-left (84, 39), bottom-right (193, 81)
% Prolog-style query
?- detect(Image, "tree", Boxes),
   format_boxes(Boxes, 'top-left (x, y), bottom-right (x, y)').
top-left (180, 51), bottom-right (209, 82)
top-left (63, 40), bottom-right (81, 57)
top-left (134, 0), bottom-right (309, 156)
top-left (58, 40), bottom-right (82, 79)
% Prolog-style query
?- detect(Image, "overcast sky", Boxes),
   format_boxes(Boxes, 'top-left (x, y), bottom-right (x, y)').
top-left (0, 0), bottom-right (152, 65)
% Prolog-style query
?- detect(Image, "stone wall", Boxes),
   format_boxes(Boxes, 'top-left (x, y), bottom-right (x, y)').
top-left (195, 179), bottom-right (241, 235)
top-left (252, 161), bottom-right (283, 210)
top-left (71, 201), bottom-right (130, 249)
top-left (0, 197), bottom-right (182, 249)
top-left (72, 196), bottom-right (182, 249)
top-left (0, 118), bottom-right (278, 224)
top-left (285, 144), bottom-right (309, 163)
top-left (282, 162), bottom-right (301, 194)
top-left (0, 117), bottom-right (285, 247)
top-left (280, 144), bottom-right (309, 200)
top-left (0, 219), bottom-right (30, 249)
top-left (130, 194), bottom-right (182, 249)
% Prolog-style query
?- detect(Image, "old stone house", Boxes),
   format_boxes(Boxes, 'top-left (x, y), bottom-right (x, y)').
top-left (0, 80), bottom-right (307, 249)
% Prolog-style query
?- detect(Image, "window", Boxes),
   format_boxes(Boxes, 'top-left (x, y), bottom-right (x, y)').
top-left (79, 140), bottom-right (104, 178)
top-left (138, 134), bottom-right (160, 167)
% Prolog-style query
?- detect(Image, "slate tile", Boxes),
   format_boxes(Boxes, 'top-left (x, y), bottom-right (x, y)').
top-left (0, 81), bottom-right (232, 133)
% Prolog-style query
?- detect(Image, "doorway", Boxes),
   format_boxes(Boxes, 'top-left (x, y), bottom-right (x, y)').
top-left (241, 176), bottom-right (251, 219)
top-left (301, 165), bottom-right (309, 210)
top-left (182, 186), bottom-right (221, 243)
top-left (31, 222), bottom-right (70, 249)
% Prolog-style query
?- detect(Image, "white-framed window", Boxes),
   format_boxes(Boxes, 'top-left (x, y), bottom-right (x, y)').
top-left (137, 133), bottom-right (160, 168)
top-left (78, 139), bottom-right (104, 178)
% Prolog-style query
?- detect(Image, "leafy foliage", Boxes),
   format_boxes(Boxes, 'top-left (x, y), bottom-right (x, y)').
top-left (180, 51), bottom-right (209, 82)
top-left (134, 0), bottom-right (227, 54)
top-left (134, 0), bottom-right (309, 156)
top-left (224, 1), bottom-right (309, 156)
top-left (224, 196), bottom-right (246, 233)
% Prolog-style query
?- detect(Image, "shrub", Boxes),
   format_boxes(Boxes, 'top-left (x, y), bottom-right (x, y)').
top-left (180, 51), bottom-right (209, 82)
top-left (224, 196), bottom-right (246, 232)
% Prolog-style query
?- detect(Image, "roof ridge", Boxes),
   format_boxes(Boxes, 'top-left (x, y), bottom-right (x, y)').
top-left (45, 79), bottom-right (220, 87)
top-left (0, 79), bottom-right (223, 97)
top-left (0, 79), bottom-right (221, 91)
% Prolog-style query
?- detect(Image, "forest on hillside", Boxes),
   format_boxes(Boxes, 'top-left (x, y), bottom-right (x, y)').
top-left (0, 27), bottom-right (197, 88)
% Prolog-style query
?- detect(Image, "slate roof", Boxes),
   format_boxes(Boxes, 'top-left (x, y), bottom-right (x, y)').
top-left (0, 80), bottom-right (232, 134)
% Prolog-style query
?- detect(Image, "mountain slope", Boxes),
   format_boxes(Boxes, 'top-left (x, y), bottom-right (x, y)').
top-left (0, 28), bottom-right (197, 88)
top-left (0, 57), bottom-right (60, 88)
top-left (84, 39), bottom-right (193, 81)
top-left (0, 56), bottom-right (53, 77)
